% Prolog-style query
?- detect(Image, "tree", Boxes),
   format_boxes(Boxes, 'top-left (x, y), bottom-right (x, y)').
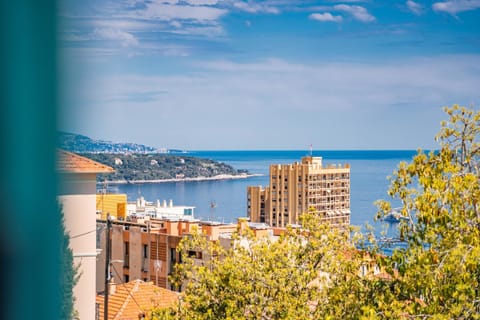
top-left (150, 213), bottom-right (373, 320)
top-left (372, 105), bottom-right (480, 318)
top-left (150, 105), bottom-right (479, 319)
top-left (60, 206), bottom-right (80, 320)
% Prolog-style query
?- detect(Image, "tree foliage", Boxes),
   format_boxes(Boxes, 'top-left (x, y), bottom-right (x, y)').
top-left (374, 105), bottom-right (480, 318)
top-left (151, 213), bottom-right (371, 319)
top-left (60, 206), bottom-right (80, 320)
top-left (150, 105), bottom-right (479, 319)
top-left (81, 153), bottom-right (246, 182)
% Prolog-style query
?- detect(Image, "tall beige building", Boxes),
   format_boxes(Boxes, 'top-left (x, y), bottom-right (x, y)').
top-left (247, 156), bottom-right (350, 228)
top-left (57, 150), bottom-right (114, 320)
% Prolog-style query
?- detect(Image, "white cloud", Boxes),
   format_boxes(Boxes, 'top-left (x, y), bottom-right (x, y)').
top-left (61, 33), bottom-right (91, 42)
top-left (184, 0), bottom-right (219, 5)
top-left (93, 28), bottom-right (139, 47)
top-left (67, 55), bottom-right (480, 149)
top-left (334, 4), bottom-right (375, 22)
top-left (139, 2), bottom-right (228, 21)
top-left (309, 12), bottom-right (343, 22)
top-left (406, 0), bottom-right (423, 15)
top-left (170, 20), bottom-right (182, 28)
top-left (432, 0), bottom-right (480, 14)
top-left (91, 19), bottom-right (157, 31)
top-left (170, 24), bottom-right (225, 36)
top-left (233, 1), bottom-right (280, 14)
top-left (327, 0), bottom-right (367, 2)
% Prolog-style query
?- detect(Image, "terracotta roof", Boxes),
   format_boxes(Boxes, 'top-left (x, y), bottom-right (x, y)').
top-left (57, 150), bottom-right (114, 173)
top-left (96, 280), bottom-right (180, 320)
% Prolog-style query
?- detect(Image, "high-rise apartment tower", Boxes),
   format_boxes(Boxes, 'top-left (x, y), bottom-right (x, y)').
top-left (247, 156), bottom-right (350, 228)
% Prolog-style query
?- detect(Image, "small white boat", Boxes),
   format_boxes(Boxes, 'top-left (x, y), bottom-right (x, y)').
top-left (382, 209), bottom-right (408, 223)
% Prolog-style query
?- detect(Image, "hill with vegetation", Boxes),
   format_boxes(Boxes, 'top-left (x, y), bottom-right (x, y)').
top-left (58, 131), bottom-right (159, 153)
top-left (81, 153), bottom-right (249, 183)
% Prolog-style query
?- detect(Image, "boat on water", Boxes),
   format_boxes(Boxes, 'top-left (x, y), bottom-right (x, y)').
top-left (382, 209), bottom-right (409, 223)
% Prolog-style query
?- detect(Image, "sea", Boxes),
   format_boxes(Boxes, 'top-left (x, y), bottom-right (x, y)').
top-left (108, 150), bottom-right (417, 249)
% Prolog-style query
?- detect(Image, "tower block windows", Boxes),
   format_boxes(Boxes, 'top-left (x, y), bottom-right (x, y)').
top-left (247, 156), bottom-right (350, 228)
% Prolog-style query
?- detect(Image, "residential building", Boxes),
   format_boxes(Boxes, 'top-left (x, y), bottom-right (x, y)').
top-left (96, 217), bottom-right (239, 292)
top-left (247, 156), bottom-right (350, 228)
top-left (57, 150), bottom-right (114, 320)
top-left (127, 196), bottom-right (195, 220)
top-left (96, 193), bottom-right (128, 220)
top-left (95, 279), bottom-right (179, 320)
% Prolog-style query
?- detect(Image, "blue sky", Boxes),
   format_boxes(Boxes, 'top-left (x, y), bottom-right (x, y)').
top-left (59, 0), bottom-right (480, 150)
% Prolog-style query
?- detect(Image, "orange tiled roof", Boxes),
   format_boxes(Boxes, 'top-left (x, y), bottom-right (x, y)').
top-left (57, 150), bottom-right (114, 173)
top-left (96, 280), bottom-right (180, 320)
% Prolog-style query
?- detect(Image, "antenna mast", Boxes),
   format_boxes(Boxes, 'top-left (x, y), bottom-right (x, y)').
top-left (209, 201), bottom-right (216, 222)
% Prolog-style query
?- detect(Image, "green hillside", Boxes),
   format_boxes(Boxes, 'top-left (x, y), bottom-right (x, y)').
top-left (81, 153), bottom-right (248, 182)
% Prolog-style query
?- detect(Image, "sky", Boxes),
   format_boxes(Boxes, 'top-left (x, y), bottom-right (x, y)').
top-left (59, 0), bottom-right (480, 150)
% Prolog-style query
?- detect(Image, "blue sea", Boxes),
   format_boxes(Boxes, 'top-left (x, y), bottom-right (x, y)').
top-left (108, 150), bottom-right (417, 242)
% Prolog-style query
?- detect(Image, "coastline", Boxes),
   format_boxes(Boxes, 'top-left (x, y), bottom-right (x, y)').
top-left (99, 173), bottom-right (263, 185)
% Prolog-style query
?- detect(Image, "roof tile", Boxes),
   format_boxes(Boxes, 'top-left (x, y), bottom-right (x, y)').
top-left (96, 280), bottom-right (179, 320)
top-left (57, 150), bottom-right (114, 173)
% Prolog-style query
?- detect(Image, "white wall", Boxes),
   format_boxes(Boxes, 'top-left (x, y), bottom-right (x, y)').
top-left (59, 173), bottom-right (98, 320)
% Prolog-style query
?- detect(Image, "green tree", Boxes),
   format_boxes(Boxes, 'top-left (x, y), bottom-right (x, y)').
top-left (373, 105), bottom-right (480, 318)
top-left (151, 213), bottom-right (369, 320)
top-left (60, 206), bottom-right (80, 320)
top-left (150, 105), bottom-right (479, 319)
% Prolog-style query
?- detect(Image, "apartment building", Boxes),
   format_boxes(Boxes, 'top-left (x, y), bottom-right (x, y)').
top-left (96, 218), bottom-right (239, 292)
top-left (247, 156), bottom-right (350, 228)
top-left (96, 193), bottom-right (127, 220)
top-left (57, 150), bottom-right (114, 320)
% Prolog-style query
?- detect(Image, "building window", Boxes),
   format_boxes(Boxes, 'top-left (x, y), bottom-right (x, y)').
top-left (143, 244), bottom-right (148, 258)
top-left (124, 242), bottom-right (129, 267)
top-left (124, 275), bottom-right (129, 283)
top-left (188, 250), bottom-right (203, 259)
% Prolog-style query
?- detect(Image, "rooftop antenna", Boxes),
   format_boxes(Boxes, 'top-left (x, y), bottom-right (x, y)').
top-left (209, 200), bottom-right (216, 222)
top-left (101, 179), bottom-right (107, 219)
top-left (309, 144), bottom-right (313, 157)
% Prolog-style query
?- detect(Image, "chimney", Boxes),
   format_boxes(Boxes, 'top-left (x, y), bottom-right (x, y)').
top-left (169, 199), bottom-right (173, 208)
